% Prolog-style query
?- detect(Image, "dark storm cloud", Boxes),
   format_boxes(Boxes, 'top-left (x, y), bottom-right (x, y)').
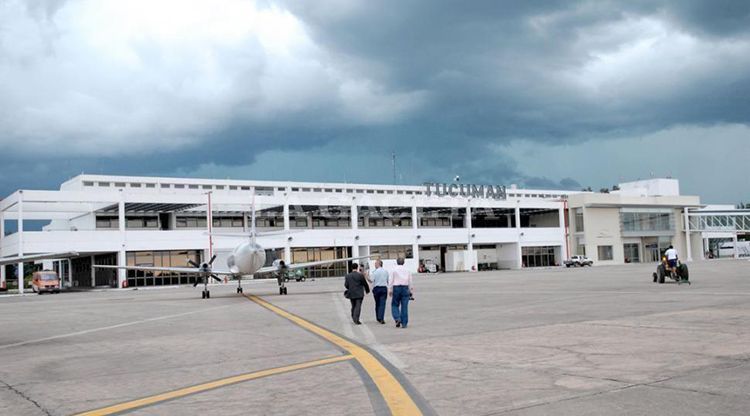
top-left (283, 0), bottom-right (750, 136)
top-left (1, 0), bottom-right (749, 197)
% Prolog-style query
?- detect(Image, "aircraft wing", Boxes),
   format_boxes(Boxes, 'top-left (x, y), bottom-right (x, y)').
top-left (255, 255), bottom-right (373, 274)
top-left (0, 251), bottom-right (79, 266)
top-left (92, 264), bottom-right (237, 275)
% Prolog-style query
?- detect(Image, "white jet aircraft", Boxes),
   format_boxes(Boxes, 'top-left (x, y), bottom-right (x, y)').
top-left (95, 202), bottom-right (370, 298)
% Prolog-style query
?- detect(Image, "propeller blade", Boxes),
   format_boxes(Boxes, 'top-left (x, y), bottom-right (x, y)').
top-left (187, 259), bottom-right (200, 268)
top-left (192, 277), bottom-right (201, 287)
top-left (208, 255), bottom-right (217, 266)
top-left (210, 274), bottom-right (222, 282)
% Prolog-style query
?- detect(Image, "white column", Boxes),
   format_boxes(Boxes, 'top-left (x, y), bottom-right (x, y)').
top-left (90, 255), bottom-right (96, 287)
top-left (515, 204), bottom-right (522, 269)
top-left (559, 206), bottom-right (568, 261)
top-left (67, 258), bottom-right (73, 287)
top-left (350, 201), bottom-right (359, 258)
top-left (283, 203), bottom-right (291, 263)
top-left (733, 233), bottom-right (739, 259)
top-left (412, 203), bottom-right (419, 267)
top-left (17, 191), bottom-right (24, 294)
top-left (117, 192), bottom-right (126, 288)
top-left (411, 204), bottom-right (418, 231)
top-left (683, 207), bottom-right (692, 262)
top-left (466, 205), bottom-right (475, 272)
top-left (0, 209), bottom-right (5, 289)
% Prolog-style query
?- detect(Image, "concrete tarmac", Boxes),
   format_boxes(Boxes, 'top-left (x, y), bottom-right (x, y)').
top-left (1, 260), bottom-right (749, 415)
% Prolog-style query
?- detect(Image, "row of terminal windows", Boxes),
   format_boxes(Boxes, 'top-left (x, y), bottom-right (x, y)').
top-left (369, 245), bottom-right (414, 259)
top-left (82, 180), bottom-right (564, 199)
top-left (96, 211), bottom-right (559, 230)
top-left (82, 180), bottom-right (419, 195)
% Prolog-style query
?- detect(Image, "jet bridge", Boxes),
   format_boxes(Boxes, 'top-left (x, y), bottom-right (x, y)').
top-left (686, 209), bottom-right (750, 260)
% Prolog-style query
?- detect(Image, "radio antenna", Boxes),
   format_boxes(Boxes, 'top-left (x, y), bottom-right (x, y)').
top-left (392, 151), bottom-right (396, 185)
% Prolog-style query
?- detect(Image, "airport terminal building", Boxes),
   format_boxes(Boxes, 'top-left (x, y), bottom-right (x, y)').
top-left (1, 175), bottom-right (747, 291)
top-left (1, 175), bottom-right (568, 289)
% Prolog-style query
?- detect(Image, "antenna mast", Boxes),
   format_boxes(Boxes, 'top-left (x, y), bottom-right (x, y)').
top-left (392, 151), bottom-right (396, 185)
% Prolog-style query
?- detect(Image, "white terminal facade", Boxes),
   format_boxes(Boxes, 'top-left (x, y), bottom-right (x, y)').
top-left (1, 175), bottom-right (748, 291)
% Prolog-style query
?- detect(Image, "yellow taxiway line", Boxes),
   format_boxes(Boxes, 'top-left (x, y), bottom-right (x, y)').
top-left (75, 354), bottom-right (353, 416)
top-left (246, 294), bottom-right (423, 416)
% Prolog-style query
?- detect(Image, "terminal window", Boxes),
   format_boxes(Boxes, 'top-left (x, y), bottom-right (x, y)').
top-left (597, 245), bottom-right (614, 261)
top-left (370, 245), bottom-right (414, 260)
top-left (176, 217), bottom-right (208, 228)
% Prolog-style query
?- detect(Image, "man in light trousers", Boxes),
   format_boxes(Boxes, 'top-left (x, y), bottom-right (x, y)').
top-left (388, 257), bottom-right (413, 328)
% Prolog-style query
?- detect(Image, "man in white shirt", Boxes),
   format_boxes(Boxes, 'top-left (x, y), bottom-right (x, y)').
top-left (665, 245), bottom-right (678, 274)
top-left (388, 257), bottom-right (413, 328)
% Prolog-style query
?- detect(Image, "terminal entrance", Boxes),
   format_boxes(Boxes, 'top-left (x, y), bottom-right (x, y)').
top-left (521, 246), bottom-right (560, 268)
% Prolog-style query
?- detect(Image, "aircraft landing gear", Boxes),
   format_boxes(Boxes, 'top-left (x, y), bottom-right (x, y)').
top-left (237, 287), bottom-right (243, 294)
top-left (202, 290), bottom-right (210, 299)
top-left (279, 286), bottom-right (287, 295)
top-left (237, 279), bottom-right (243, 294)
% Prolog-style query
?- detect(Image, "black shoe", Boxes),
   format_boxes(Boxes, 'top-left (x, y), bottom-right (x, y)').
top-left (395, 321), bottom-right (401, 328)
top-left (354, 321), bottom-right (362, 325)
top-left (379, 320), bottom-right (385, 324)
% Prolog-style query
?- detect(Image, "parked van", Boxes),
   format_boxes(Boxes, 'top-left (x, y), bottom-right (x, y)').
top-left (31, 270), bottom-right (61, 294)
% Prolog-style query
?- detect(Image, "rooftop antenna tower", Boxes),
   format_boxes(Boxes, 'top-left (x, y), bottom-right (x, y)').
top-left (392, 151), bottom-right (396, 185)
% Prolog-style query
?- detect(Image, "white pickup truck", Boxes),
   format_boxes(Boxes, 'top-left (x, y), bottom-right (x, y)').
top-left (564, 255), bottom-right (593, 267)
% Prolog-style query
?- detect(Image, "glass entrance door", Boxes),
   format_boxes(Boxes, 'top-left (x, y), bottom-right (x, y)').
top-left (623, 243), bottom-right (640, 263)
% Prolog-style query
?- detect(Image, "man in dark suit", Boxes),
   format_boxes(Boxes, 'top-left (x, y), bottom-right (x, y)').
top-left (345, 263), bottom-right (369, 325)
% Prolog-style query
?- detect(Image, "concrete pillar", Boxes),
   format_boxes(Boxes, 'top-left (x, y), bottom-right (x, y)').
top-left (703, 238), bottom-right (709, 260)
top-left (515, 205), bottom-right (522, 269)
top-left (350, 203), bottom-right (358, 232)
top-left (0, 209), bottom-right (5, 289)
top-left (17, 191), bottom-right (24, 294)
top-left (466, 205), bottom-right (476, 272)
top-left (117, 250), bottom-right (126, 288)
top-left (90, 255), bottom-right (96, 287)
top-left (351, 202), bottom-right (359, 258)
top-left (283, 203), bottom-right (291, 263)
top-left (411, 204), bottom-right (418, 231)
top-left (733, 233), bottom-right (739, 259)
top-left (684, 207), bottom-right (692, 262)
top-left (67, 258), bottom-right (73, 287)
top-left (559, 206), bottom-right (568, 262)
top-left (412, 203), bottom-right (419, 267)
top-left (117, 192), bottom-right (126, 287)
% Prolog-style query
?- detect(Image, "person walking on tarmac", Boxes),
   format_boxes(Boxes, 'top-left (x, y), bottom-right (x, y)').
top-left (344, 263), bottom-right (369, 325)
top-left (276, 260), bottom-right (289, 295)
top-left (389, 257), bottom-right (413, 328)
top-left (368, 260), bottom-right (389, 324)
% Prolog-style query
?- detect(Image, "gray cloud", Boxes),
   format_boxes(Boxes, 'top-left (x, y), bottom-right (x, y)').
top-left (0, 0), bottom-right (748, 201)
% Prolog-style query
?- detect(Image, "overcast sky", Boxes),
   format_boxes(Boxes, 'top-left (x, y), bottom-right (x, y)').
top-left (1, 0), bottom-right (749, 203)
